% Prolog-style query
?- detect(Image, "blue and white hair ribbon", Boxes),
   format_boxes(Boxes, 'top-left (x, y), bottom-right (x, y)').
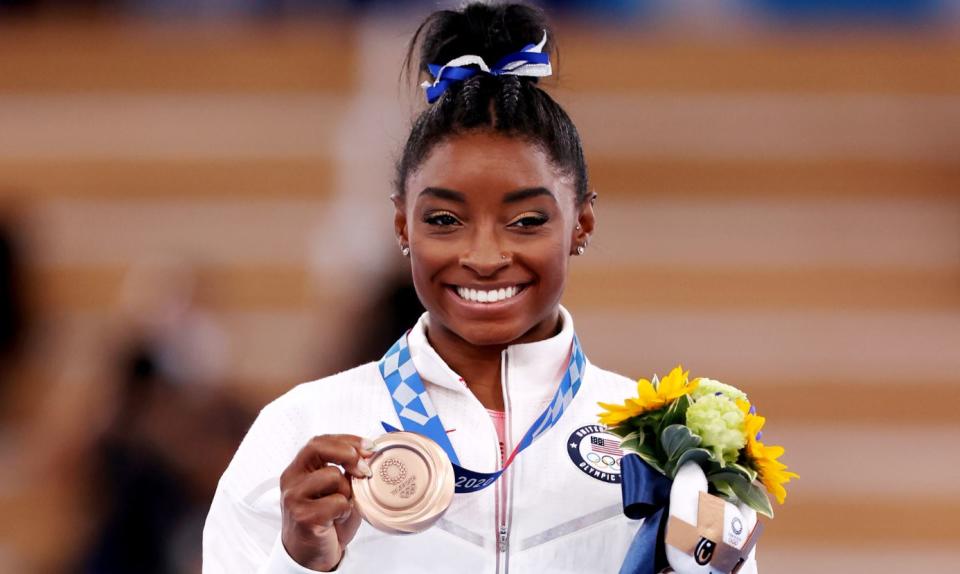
top-left (421, 31), bottom-right (552, 104)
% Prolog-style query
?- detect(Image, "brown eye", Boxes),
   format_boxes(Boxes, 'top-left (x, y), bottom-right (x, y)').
top-left (424, 211), bottom-right (461, 227)
top-left (509, 214), bottom-right (549, 228)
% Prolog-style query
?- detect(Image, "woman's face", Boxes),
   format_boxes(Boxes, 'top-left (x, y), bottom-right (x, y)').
top-left (395, 131), bottom-right (594, 348)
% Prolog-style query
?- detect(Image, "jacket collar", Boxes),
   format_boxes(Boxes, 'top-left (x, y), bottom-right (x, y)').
top-left (406, 306), bottom-right (577, 407)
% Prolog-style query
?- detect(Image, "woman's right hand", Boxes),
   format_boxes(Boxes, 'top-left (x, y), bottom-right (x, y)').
top-left (279, 434), bottom-right (375, 571)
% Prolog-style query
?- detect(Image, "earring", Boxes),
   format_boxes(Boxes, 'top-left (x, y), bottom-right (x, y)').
top-left (401, 245), bottom-right (410, 257)
top-left (576, 245), bottom-right (585, 256)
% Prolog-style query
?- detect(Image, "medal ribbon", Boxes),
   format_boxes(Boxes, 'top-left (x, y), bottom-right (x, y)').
top-left (378, 332), bottom-right (585, 493)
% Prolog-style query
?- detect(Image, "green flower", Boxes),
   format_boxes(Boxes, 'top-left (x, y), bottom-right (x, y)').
top-left (690, 378), bottom-right (748, 403)
top-left (685, 394), bottom-right (746, 465)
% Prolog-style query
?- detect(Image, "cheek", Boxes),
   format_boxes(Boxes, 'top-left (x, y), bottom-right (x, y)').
top-left (409, 251), bottom-right (441, 288)
top-left (408, 257), bottom-right (442, 314)
top-left (408, 236), bottom-right (458, 295)
top-left (527, 235), bottom-right (570, 287)
top-left (547, 249), bottom-right (570, 287)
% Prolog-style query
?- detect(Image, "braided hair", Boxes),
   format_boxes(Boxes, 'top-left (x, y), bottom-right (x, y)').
top-left (396, 2), bottom-right (589, 205)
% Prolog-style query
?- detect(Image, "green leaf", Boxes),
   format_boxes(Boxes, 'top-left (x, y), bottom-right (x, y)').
top-left (622, 430), bottom-right (644, 443)
top-left (728, 462), bottom-right (758, 483)
top-left (706, 457), bottom-right (727, 475)
top-left (642, 426), bottom-right (667, 462)
top-left (630, 442), bottom-right (666, 475)
top-left (608, 424), bottom-right (634, 438)
top-left (658, 395), bottom-right (691, 435)
top-left (730, 478), bottom-right (775, 519)
top-left (661, 424), bottom-right (701, 462)
top-left (707, 471), bottom-right (745, 488)
top-left (672, 448), bottom-right (712, 476)
top-left (707, 471), bottom-right (774, 519)
top-left (619, 430), bottom-right (645, 453)
top-left (660, 425), bottom-right (702, 477)
top-left (708, 476), bottom-right (737, 501)
top-left (633, 411), bottom-right (663, 430)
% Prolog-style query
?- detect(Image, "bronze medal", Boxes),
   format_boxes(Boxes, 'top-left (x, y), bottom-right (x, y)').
top-left (352, 431), bottom-right (455, 534)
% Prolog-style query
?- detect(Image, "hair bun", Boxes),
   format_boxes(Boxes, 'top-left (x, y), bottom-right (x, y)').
top-left (410, 2), bottom-right (553, 83)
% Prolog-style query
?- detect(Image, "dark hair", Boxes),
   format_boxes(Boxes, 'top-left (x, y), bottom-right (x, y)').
top-left (395, 2), bottom-right (589, 205)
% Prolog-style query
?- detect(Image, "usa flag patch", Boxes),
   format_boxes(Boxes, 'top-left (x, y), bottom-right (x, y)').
top-left (567, 425), bottom-right (623, 484)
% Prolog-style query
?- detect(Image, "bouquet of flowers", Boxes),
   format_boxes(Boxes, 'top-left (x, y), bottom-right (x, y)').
top-left (598, 366), bottom-right (797, 518)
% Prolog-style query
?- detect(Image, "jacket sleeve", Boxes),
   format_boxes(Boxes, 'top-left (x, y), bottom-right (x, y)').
top-left (202, 397), bottom-right (286, 573)
top-left (203, 395), bottom-right (360, 574)
top-left (203, 479), bottom-right (327, 574)
top-left (203, 392), bottom-right (366, 574)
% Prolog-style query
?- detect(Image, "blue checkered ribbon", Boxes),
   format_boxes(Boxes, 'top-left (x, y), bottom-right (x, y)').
top-left (379, 332), bottom-right (585, 493)
top-left (421, 31), bottom-right (553, 104)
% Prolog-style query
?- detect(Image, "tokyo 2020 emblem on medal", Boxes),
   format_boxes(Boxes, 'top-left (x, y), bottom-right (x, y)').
top-left (351, 431), bottom-right (455, 534)
top-left (567, 425), bottom-right (623, 484)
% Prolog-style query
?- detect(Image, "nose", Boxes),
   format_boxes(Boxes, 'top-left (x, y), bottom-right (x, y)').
top-left (459, 226), bottom-right (510, 277)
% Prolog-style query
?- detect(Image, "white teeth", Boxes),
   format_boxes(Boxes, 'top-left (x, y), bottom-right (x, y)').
top-left (456, 285), bottom-right (521, 304)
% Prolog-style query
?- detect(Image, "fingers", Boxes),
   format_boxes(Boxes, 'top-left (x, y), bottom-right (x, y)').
top-left (297, 465), bottom-right (352, 500)
top-left (286, 434), bottom-right (376, 482)
top-left (279, 434), bottom-right (377, 571)
top-left (326, 434), bottom-right (377, 458)
top-left (285, 493), bottom-right (351, 527)
top-left (302, 494), bottom-right (354, 529)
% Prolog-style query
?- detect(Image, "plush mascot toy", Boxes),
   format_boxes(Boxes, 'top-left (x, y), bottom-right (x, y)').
top-left (663, 463), bottom-right (762, 574)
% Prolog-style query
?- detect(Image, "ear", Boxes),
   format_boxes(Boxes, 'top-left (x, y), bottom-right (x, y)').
top-left (392, 193), bottom-right (409, 249)
top-left (572, 192), bottom-right (597, 253)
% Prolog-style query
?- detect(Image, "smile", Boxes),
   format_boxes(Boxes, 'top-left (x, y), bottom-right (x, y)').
top-left (454, 285), bottom-right (525, 304)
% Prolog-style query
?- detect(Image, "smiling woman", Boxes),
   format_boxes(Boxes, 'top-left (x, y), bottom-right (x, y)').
top-left (202, 3), bottom-right (758, 574)
top-left (399, 134), bottom-right (594, 384)
top-left (397, 133), bottom-right (594, 412)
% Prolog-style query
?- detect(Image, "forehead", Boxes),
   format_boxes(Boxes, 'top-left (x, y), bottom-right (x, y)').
top-left (408, 132), bottom-right (574, 203)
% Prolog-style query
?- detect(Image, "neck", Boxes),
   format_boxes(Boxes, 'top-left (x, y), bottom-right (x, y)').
top-left (425, 309), bottom-right (562, 412)
top-left (428, 332), bottom-right (506, 411)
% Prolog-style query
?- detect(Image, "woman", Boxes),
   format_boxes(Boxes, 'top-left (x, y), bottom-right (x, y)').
top-left (204, 3), bottom-right (757, 573)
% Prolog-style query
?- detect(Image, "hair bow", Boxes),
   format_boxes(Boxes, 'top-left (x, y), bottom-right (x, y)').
top-left (421, 31), bottom-right (552, 104)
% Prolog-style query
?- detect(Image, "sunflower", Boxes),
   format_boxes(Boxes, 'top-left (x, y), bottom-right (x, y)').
top-left (738, 400), bottom-right (798, 504)
top-left (597, 365), bottom-right (699, 426)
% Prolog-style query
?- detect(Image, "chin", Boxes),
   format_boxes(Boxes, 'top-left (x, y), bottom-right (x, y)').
top-left (454, 322), bottom-right (530, 348)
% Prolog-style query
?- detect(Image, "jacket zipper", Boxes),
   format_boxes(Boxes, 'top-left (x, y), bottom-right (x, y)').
top-left (496, 350), bottom-right (512, 573)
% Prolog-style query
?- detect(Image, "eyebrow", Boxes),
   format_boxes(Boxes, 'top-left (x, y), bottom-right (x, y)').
top-left (419, 187), bottom-right (466, 203)
top-left (503, 187), bottom-right (555, 204)
top-left (418, 186), bottom-right (555, 204)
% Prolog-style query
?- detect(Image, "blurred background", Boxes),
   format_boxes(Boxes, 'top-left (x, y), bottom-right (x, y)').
top-left (1, 0), bottom-right (959, 573)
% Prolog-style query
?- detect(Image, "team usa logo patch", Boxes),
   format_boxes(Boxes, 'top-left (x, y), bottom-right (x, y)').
top-left (567, 425), bottom-right (623, 484)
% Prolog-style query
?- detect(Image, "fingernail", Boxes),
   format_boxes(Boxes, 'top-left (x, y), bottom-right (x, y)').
top-left (361, 438), bottom-right (376, 452)
top-left (358, 459), bottom-right (373, 478)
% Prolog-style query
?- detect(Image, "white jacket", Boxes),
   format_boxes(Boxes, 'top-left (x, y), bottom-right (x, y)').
top-left (203, 308), bottom-right (751, 573)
